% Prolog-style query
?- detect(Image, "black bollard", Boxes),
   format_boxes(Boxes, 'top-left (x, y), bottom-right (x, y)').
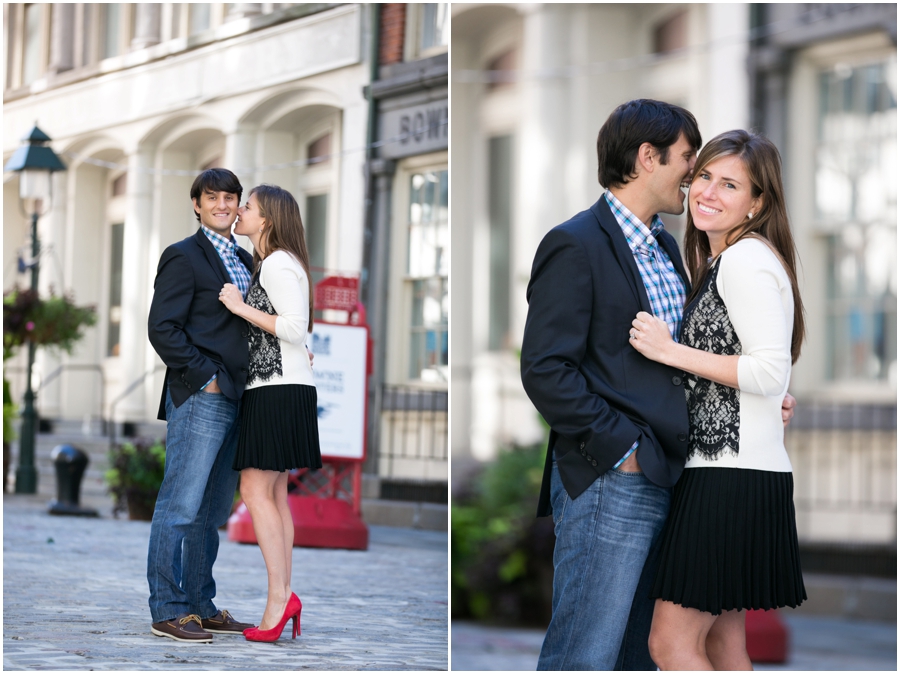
top-left (48, 445), bottom-right (99, 517)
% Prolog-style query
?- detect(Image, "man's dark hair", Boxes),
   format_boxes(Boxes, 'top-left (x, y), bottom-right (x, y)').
top-left (596, 99), bottom-right (702, 189)
top-left (189, 168), bottom-right (243, 222)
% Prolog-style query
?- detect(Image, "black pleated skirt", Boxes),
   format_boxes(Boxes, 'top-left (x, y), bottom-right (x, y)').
top-left (233, 384), bottom-right (322, 472)
top-left (651, 467), bottom-right (806, 615)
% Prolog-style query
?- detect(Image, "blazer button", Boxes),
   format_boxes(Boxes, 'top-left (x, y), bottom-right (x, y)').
top-left (591, 460), bottom-right (598, 467)
top-left (678, 432), bottom-right (687, 442)
top-left (672, 376), bottom-right (683, 386)
top-left (580, 441), bottom-right (585, 449)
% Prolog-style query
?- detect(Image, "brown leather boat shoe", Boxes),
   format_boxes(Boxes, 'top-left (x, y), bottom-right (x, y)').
top-left (200, 609), bottom-right (255, 634)
top-left (151, 613), bottom-right (213, 643)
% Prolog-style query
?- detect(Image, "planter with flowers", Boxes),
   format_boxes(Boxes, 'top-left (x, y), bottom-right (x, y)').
top-left (3, 287), bottom-right (96, 490)
top-left (105, 438), bottom-right (166, 520)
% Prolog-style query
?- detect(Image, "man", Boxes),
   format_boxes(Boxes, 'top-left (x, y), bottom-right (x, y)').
top-left (146, 168), bottom-right (255, 642)
top-left (520, 100), bottom-right (795, 670)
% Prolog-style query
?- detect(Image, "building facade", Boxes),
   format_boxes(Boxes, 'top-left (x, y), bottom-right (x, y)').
top-left (746, 3), bottom-right (897, 546)
top-left (364, 3), bottom-right (449, 489)
top-left (451, 3), bottom-right (897, 548)
top-left (4, 3), bottom-right (369, 432)
top-left (451, 2), bottom-right (754, 463)
top-left (4, 3), bottom-right (448, 494)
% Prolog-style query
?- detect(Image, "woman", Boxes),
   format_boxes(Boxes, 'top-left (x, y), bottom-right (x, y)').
top-left (219, 184), bottom-right (321, 643)
top-left (629, 130), bottom-right (806, 670)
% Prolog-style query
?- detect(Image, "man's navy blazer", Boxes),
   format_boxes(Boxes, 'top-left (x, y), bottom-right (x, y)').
top-left (148, 229), bottom-right (253, 421)
top-left (521, 196), bottom-right (692, 517)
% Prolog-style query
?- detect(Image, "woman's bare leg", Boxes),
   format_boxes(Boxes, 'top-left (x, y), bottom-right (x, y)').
top-left (706, 610), bottom-right (753, 671)
top-left (240, 467), bottom-right (291, 630)
top-left (649, 599), bottom-right (718, 671)
top-left (274, 472), bottom-right (293, 592)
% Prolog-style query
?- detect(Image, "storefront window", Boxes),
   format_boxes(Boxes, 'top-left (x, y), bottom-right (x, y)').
top-left (407, 169), bottom-right (448, 382)
top-left (817, 59), bottom-right (897, 381)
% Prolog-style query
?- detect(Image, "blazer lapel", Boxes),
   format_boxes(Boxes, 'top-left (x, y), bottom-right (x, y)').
top-left (236, 246), bottom-right (253, 275)
top-left (193, 229), bottom-right (230, 285)
top-left (590, 197), bottom-right (652, 314)
top-left (658, 230), bottom-right (691, 292)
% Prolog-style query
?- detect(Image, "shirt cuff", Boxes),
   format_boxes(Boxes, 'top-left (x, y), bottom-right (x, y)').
top-left (200, 373), bottom-right (217, 390)
top-left (612, 440), bottom-right (639, 469)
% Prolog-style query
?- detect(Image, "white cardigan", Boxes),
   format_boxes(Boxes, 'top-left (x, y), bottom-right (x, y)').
top-left (245, 249), bottom-right (315, 391)
top-left (684, 237), bottom-right (794, 472)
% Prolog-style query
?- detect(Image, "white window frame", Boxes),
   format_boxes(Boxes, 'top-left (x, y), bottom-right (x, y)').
top-left (787, 33), bottom-right (897, 400)
top-left (404, 3), bottom-right (449, 62)
top-left (387, 151), bottom-right (448, 388)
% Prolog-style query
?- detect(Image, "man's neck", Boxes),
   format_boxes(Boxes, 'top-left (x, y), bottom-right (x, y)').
top-left (608, 186), bottom-right (657, 227)
top-left (202, 223), bottom-right (232, 242)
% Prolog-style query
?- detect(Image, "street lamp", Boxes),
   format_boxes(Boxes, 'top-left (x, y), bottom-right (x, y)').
top-left (4, 124), bottom-right (67, 494)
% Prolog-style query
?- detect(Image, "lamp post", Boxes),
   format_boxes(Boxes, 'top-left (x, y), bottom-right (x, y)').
top-left (4, 124), bottom-right (67, 494)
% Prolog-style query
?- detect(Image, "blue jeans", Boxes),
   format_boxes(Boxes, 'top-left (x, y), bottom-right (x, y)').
top-left (147, 387), bottom-right (241, 623)
top-left (537, 460), bottom-right (671, 671)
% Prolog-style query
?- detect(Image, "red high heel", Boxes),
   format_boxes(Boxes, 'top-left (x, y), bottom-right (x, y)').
top-left (243, 593), bottom-right (302, 642)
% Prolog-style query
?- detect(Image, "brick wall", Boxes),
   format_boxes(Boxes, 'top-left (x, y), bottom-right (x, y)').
top-left (379, 3), bottom-right (406, 65)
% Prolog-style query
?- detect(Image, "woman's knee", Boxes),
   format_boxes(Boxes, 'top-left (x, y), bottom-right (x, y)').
top-left (706, 612), bottom-right (748, 665)
top-left (648, 623), bottom-right (676, 668)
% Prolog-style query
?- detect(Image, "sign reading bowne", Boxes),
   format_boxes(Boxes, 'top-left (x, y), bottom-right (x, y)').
top-left (309, 323), bottom-right (367, 461)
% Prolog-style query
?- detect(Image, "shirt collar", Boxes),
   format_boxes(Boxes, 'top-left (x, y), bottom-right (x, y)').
top-left (604, 190), bottom-right (665, 251)
top-left (201, 224), bottom-right (236, 251)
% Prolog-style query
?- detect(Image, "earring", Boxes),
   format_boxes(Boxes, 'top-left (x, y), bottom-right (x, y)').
top-left (748, 212), bottom-right (754, 218)
top-left (258, 226), bottom-right (264, 233)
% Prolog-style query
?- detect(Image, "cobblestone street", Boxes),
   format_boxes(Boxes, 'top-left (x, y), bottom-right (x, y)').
top-left (3, 495), bottom-right (448, 670)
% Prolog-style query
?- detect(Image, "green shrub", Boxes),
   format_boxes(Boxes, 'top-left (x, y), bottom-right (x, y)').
top-left (3, 378), bottom-right (16, 443)
top-left (105, 438), bottom-right (166, 519)
top-left (451, 443), bottom-right (555, 626)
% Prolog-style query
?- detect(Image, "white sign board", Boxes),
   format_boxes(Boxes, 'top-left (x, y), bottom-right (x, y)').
top-left (380, 100), bottom-right (448, 159)
top-left (309, 323), bottom-right (368, 460)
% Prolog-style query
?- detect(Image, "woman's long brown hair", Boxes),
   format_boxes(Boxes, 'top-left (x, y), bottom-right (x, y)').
top-left (683, 130), bottom-right (805, 363)
top-left (250, 184), bottom-right (314, 332)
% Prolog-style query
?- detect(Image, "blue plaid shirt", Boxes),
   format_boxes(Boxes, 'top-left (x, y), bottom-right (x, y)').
top-left (201, 225), bottom-right (252, 297)
top-left (604, 190), bottom-right (687, 468)
top-left (199, 225), bottom-right (252, 390)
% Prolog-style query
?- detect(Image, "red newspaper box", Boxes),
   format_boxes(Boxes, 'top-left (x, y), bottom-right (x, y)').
top-left (228, 275), bottom-right (370, 550)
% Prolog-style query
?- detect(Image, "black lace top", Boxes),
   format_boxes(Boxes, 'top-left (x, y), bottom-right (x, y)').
top-left (680, 258), bottom-right (742, 461)
top-left (245, 273), bottom-right (283, 386)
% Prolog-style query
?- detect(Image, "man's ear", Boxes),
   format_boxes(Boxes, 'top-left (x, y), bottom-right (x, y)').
top-left (635, 142), bottom-right (657, 175)
top-left (192, 198), bottom-right (200, 215)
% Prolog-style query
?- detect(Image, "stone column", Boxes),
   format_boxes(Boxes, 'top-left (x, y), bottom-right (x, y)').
top-left (47, 3), bottom-right (75, 74)
top-left (117, 149), bottom-right (155, 421)
top-left (707, 4), bottom-right (750, 135)
top-left (131, 3), bottom-right (162, 50)
top-left (449, 37), bottom-right (478, 466)
top-left (34, 169), bottom-right (70, 419)
top-left (224, 126), bottom-right (257, 253)
top-left (364, 158), bottom-right (395, 476)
